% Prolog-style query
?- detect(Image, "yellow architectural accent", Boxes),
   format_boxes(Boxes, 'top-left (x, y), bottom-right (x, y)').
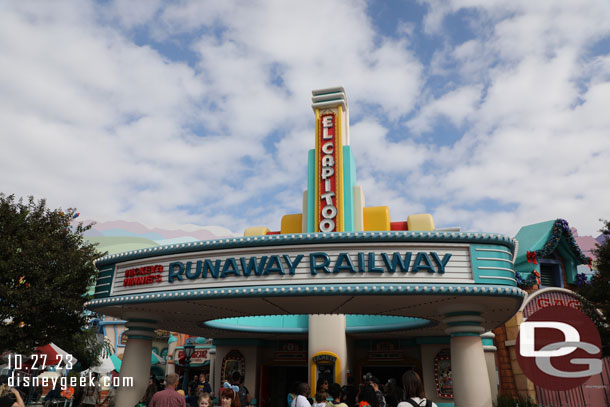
top-left (302, 191), bottom-right (308, 233)
top-left (281, 214), bottom-right (303, 234)
top-left (353, 186), bottom-right (365, 232)
top-left (407, 214), bottom-right (435, 231)
top-left (310, 351), bottom-right (341, 397)
top-left (243, 226), bottom-right (270, 236)
top-left (363, 206), bottom-right (391, 231)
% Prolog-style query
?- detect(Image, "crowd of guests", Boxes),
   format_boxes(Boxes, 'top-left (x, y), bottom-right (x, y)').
top-left (137, 371), bottom-right (250, 407)
top-left (289, 370), bottom-right (437, 407)
top-left (1, 368), bottom-right (435, 407)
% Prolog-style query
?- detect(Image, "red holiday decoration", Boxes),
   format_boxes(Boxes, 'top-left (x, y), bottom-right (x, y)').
top-left (526, 251), bottom-right (538, 265)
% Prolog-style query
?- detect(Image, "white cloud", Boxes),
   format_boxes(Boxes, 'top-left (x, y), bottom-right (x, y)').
top-left (407, 85), bottom-right (481, 134)
top-left (0, 0), bottom-right (425, 234)
top-left (1, 0), bottom-right (609, 239)
top-left (409, 0), bottom-right (610, 236)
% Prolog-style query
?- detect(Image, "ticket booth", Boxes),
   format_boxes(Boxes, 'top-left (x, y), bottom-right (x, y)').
top-left (310, 351), bottom-right (341, 395)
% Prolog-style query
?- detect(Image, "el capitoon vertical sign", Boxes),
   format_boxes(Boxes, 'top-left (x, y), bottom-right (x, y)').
top-left (314, 88), bottom-right (347, 232)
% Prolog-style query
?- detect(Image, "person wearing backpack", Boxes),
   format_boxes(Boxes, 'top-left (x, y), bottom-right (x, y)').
top-left (396, 370), bottom-right (438, 407)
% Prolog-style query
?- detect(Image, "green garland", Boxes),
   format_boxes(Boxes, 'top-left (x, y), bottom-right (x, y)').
top-left (534, 219), bottom-right (591, 265)
top-left (517, 219), bottom-right (592, 288)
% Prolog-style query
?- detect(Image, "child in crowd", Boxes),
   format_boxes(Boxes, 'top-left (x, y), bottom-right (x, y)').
top-left (313, 391), bottom-right (327, 407)
top-left (198, 392), bottom-right (212, 407)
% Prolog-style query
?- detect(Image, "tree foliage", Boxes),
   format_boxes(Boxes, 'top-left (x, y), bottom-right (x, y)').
top-left (0, 194), bottom-right (105, 361)
top-left (577, 219), bottom-right (610, 357)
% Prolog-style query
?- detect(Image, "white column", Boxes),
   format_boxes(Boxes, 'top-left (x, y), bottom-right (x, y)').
top-left (443, 310), bottom-right (492, 407)
top-left (114, 319), bottom-right (156, 407)
top-left (482, 332), bottom-right (498, 402)
top-left (308, 314), bottom-right (347, 393)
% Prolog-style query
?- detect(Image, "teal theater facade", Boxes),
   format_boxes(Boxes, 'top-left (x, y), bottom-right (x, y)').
top-left (86, 88), bottom-right (526, 407)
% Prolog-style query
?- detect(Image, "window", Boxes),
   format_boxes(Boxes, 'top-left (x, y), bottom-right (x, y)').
top-left (539, 262), bottom-right (562, 287)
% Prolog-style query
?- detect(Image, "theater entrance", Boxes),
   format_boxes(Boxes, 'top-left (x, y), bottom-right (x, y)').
top-left (260, 365), bottom-right (308, 407)
top-left (359, 365), bottom-right (416, 386)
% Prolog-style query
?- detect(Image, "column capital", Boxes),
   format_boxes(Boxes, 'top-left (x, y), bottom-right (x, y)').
top-left (125, 319), bottom-right (157, 340)
top-left (441, 309), bottom-right (485, 337)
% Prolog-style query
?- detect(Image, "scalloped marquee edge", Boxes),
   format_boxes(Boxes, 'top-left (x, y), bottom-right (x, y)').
top-left (95, 231), bottom-right (517, 267)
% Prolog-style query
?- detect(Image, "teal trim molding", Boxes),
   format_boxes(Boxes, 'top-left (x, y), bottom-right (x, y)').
top-left (470, 244), bottom-right (516, 286)
top-left (342, 145), bottom-right (356, 232)
top-left (85, 283), bottom-right (525, 309)
top-left (451, 332), bottom-right (483, 337)
top-left (482, 337), bottom-right (495, 346)
top-left (94, 264), bottom-right (115, 298)
top-left (204, 314), bottom-right (432, 334)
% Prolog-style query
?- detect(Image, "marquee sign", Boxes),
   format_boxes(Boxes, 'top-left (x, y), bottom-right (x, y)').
top-left (108, 243), bottom-right (472, 296)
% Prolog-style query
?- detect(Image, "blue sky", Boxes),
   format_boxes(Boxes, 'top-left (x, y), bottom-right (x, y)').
top-left (1, 0), bottom-right (609, 237)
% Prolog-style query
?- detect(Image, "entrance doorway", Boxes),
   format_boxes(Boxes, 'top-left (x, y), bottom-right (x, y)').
top-left (261, 365), bottom-right (308, 407)
top-left (360, 365), bottom-right (415, 387)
